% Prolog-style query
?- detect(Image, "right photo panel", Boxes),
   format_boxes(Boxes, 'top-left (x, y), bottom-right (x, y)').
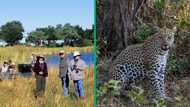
top-left (96, 0), bottom-right (190, 107)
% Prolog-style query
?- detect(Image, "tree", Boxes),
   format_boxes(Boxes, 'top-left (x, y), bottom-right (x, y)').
top-left (62, 23), bottom-right (80, 40)
top-left (26, 23), bottom-right (91, 46)
top-left (74, 25), bottom-right (85, 38)
top-left (26, 30), bottom-right (46, 44)
top-left (0, 21), bottom-right (24, 44)
top-left (45, 26), bottom-right (57, 44)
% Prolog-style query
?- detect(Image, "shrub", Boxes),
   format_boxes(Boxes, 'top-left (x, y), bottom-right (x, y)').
top-left (134, 24), bottom-right (153, 43)
top-left (97, 80), bottom-right (121, 97)
top-left (167, 31), bottom-right (190, 76)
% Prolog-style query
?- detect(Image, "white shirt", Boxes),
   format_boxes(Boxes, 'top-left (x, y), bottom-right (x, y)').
top-left (1, 65), bottom-right (9, 73)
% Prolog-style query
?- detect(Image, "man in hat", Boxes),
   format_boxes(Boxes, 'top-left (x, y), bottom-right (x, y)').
top-left (68, 51), bottom-right (86, 98)
top-left (59, 50), bottom-right (70, 96)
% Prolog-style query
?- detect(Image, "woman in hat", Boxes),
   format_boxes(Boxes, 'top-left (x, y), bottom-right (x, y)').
top-left (68, 51), bottom-right (86, 98)
top-left (33, 55), bottom-right (48, 97)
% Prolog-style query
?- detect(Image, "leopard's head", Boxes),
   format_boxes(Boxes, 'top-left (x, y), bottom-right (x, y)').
top-left (144, 27), bottom-right (176, 54)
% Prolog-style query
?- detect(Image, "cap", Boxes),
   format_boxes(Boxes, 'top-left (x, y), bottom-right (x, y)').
top-left (73, 51), bottom-right (80, 57)
top-left (59, 50), bottom-right (65, 55)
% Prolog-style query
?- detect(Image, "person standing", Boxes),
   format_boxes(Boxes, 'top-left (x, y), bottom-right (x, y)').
top-left (68, 51), bottom-right (86, 98)
top-left (59, 50), bottom-right (70, 96)
top-left (9, 62), bottom-right (17, 79)
top-left (0, 61), bottom-right (9, 79)
top-left (33, 55), bottom-right (48, 97)
top-left (31, 53), bottom-right (37, 68)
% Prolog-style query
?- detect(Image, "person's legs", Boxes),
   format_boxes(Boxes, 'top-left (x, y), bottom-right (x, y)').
top-left (36, 75), bottom-right (41, 92)
top-left (78, 80), bottom-right (84, 97)
top-left (35, 75), bottom-right (42, 97)
top-left (73, 80), bottom-right (79, 97)
top-left (61, 76), bottom-right (69, 96)
top-left (1, 72), bottom-right (5, 79)
top-left (41, 77), bottom-right (46, 94)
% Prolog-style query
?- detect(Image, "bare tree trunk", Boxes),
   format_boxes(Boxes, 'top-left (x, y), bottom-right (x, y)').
top-left (97, 0), bottom-right (146, 58)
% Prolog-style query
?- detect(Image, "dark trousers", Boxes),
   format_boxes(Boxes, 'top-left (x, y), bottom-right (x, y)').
top-left (36, 75), bottom-right (46, 96)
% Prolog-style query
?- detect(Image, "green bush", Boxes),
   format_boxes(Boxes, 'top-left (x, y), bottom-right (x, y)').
top-left (177, 18), bottom-right (190, 29)
top-left (82, 39), bottom-right (92, 46)
top-left (167, 31), bottom-right (190, 76)
top-left (134, 24), bottom-right (153, 43)
top-left (153, 0), bottom-right (166, 11)
top-left (128, 89), bottom-right (145, 106)
top-left (97, 80), bottom-right (121, 97)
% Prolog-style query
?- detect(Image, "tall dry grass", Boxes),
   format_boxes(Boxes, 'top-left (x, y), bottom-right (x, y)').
top-left (0, 45), bottom-right (92, 64)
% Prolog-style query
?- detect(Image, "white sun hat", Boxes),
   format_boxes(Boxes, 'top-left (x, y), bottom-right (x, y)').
top-left (59, 50), bottom-right (65, 54)
top-left (73, 51), bottom-right (80, 57)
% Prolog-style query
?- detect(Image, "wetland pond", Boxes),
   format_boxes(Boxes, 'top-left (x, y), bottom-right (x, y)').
top-left (18, 52), bottom-right (94, 77)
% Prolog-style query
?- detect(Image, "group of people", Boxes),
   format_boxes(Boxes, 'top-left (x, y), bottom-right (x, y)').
top-left (31, 50), bottom-right (86, 99)
top-left (0, 60), bottom-right (17, 80)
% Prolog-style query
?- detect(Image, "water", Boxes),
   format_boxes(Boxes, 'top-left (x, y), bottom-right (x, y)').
top-left (19, 52), bottom-right (94, 77)
top-left (45, 52), bottom-right (94, 68)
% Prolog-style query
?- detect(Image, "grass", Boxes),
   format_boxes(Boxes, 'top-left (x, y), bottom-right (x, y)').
top-left (0, 46), bottom-right (94, 107)
top-left (0, 45), bottom-right (92, 64)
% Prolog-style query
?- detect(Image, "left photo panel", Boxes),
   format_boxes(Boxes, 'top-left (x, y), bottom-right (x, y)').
top-left (0, 0), bottom-right (94, 107)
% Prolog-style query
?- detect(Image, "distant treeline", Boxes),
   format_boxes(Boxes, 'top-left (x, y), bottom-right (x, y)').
top-left (0, 20), bottom-right (94, 46)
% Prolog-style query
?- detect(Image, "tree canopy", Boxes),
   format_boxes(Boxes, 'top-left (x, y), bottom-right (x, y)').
top-left (0, 21), bottom-right (24, 44)
top-left (26, 23), bottom-right (93, 46)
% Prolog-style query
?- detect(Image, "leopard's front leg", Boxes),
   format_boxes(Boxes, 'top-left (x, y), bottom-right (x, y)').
top-left (149, 71), bottom-right (166, 99)
top-left (148, 67), bottom-right (173, 102)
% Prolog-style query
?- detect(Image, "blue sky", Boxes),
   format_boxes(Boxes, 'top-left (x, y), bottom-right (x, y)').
top-left (0, 0), bottom-right (93, 35)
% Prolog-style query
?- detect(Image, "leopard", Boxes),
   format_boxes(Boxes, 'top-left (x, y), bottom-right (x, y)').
top-left (110, 27), bottom-right (176, 101)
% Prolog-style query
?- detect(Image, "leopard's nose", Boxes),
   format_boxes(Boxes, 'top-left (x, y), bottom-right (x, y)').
top-left (161, 44), bottom-right (170, 51)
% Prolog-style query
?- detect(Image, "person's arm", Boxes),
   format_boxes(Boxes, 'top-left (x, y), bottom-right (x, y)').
top-left (33, 63), bottom-right (39, 74)
top-left (67, 60), bottom-right (74, 80)
top-left (67, 61), bottom-right (72, 73)
top-left (43, 63), bottom-right (48, 77)
top-left (76, 60), bottom-right (86, 71)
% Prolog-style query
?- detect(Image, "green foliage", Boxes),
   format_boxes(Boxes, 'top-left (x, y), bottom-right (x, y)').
top-left (166, 49), bottom-right (178, 74)
top-left (26, 30), bottom-right (46, 43)
top-left (97, 80), bottom-right (121, 97)
top-left (167, 31), bottom-right (190, 76)
top-left (177, 18), bottom-right (190, 29)
top-left (153, 99), bottom-right (166, 107)
top-left (128, 88), bottom-right (145, 106)
top-left (61, 23), bottom-right (80, 40)
top-left (81, 39), bottom-right (92, 46)
top-left (134, 24), bottom-right (152, 43)
top-left (26, 23), bottom-right (93, 46)
top-left (0, 20), bottom-right (24, 44)
top-left (153, 0), bottom-right (166, 11)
